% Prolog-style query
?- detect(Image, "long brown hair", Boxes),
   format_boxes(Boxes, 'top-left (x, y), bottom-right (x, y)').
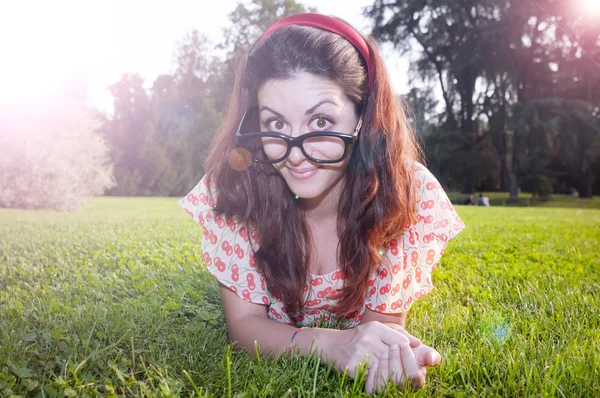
top-left (204, 24), bottom-right (421, 317)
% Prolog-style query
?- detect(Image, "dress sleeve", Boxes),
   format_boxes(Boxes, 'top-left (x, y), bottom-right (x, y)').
top-left (365, 163), bottom-right (465, 313)
top-left (179, 175), bottom-right (270, 305)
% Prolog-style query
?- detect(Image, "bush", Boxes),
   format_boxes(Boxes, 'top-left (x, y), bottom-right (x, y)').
top-left (0, 109), bottom-right (115, 211)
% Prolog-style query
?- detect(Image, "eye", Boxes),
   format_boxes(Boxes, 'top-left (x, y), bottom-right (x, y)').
top-left (310, 117), bottom-right (333, 131)
top-left (266, 119), bottom-right (287, 132)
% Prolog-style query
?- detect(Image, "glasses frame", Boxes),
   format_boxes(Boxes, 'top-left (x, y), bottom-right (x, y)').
top-left (234, 110), bottom-right (362, 164)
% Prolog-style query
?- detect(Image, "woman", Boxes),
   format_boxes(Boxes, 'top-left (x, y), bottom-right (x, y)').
top-left (180, 13), bottom-right (464, 394)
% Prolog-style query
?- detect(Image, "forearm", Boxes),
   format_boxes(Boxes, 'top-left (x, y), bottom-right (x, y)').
top-left (227, 314), bottom-right (347, 362)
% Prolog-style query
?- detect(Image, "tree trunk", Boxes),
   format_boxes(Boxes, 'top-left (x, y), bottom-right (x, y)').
top-left (506, 130), bottom-right (519, 202)
top-left (579, 169), bottom-right (595, 198)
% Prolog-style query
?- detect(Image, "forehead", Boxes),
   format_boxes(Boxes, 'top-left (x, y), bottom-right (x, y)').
top-left (257, 72), bottom-right (352, 114)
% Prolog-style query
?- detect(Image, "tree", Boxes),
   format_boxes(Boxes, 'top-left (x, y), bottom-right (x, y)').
top-left (0, 107), bottom-right (115, 211)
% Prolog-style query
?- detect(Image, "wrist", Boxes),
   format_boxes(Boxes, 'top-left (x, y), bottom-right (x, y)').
top-left (292, 327), bottom-right (350, 363)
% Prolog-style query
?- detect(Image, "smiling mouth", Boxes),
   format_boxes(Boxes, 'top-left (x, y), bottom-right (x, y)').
top-left (287, 166), bottom-right (321, 179)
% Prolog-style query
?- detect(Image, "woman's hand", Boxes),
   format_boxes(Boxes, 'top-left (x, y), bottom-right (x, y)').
top-left (364, 324), bottom-right (442, 395)
top-left (321, 321), bottom-right (422, 389)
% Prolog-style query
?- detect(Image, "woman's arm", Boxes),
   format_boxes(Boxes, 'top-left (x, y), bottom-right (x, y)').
top-left (219, 284), bottom-right (345, 358)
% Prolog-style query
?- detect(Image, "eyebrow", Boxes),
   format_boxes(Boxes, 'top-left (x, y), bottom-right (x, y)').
top-left (259, 100), bottom-right (340, 118)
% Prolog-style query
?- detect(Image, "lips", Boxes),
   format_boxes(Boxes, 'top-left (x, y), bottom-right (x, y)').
top-left (288, 166), bottom-right (320, 179)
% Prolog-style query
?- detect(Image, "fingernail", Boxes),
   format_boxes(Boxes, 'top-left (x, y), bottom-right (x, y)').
top-left (390, 344), bottom-right (399, 350)
top-left (428, 352), bottom-right (442, 364)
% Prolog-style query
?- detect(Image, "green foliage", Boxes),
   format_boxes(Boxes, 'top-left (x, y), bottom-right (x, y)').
top-left (0, 107), bottom-right (115, 211)
top-left (368, 0), bottom-right (600, 197)
top-left (1, 200), bottom-right (599, 396)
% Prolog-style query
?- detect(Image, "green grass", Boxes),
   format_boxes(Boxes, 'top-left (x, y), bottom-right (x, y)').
top-left (446, 191), bottom-right (600, 209)
top-left (1, 198), bottom-right (599, 397)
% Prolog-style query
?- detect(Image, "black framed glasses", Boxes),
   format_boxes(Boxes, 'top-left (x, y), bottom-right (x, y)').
top-left (234, 110), bottom-right (362, 164)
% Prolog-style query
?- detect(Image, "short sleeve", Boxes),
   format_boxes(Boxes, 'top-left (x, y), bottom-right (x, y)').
top-left (365, 163), bottom-right (465, 313)
top-left (179, 175), bottom-right (270, 305)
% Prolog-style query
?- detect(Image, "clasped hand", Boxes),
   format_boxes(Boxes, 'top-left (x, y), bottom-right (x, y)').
top-left (326, 321), bottom-right (442, 395)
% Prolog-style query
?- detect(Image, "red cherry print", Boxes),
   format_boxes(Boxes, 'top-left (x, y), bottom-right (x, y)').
top-left (391, 301), bottom-right (399, 311)
top-left (427, 200), bottom-right (435, 209)
top-left (366, 303), bottom-right (373, 310)
top-left (440, 201), bottom-right (448, 209)
top-left (225, 247), bottom-right (233, 257)
top-left (208, 197), bottom-right (215, 208)
top-left (415, 267), bottom-right (422, 283)
top-left (208, 232), bottom-right (218, 245)
top-left (250, 228), bottom-right (258, 241)
top-left (231, 264), bottom-right (238, 273)
top-left (248, 282), bottom-right (256, 291)
top-left (426, 249), bottom-right (436, 265)
top-left (392, 264), bottom-right (400, 274)
top-left (415, 289), bottom-right (426, 299)
top-left (262, 296), bottom-right (269, 305)
top-left (226, 217), bottom-right (236, 232)
top-left (249, 253), bottom-right (256, 268)
top-left (203, 252), bottom-right (212, 266)
top-left (345, 310), bottom-right (359, 319)
top-left (379, 283), bottom-right (391, 295)
top-left (402, 274), bottom-right (413, 289)
top-left (390, 239), bottom-right (398, 249)
top-left (368, 278), bottom-right (376, 287)
top-left (416, 179), bottom-right (422, 188)
top-left (403, 252), bottom-right (408, 270)
top-left (411, 251), bottom-right (419, 267)
top-left (281, 306), bottom-right (287, 313)
top-left (311, 277), bottom-right (323, 287)
top-left (231, 271), bottom-right (239, 282)
top-left (375, 304), bottom-right (387, 312)
top-left (242, 289), bottom-right (251, 301)
top-left (409, 229), bottom-right (416, 245)
top-left (403, 296), bottom-right (413, 310)
top-left (331, 270), bottom-right (343, 281)
top-left (186, 193), bottom-right (199, 205)
top-left (327, 289), bottom-right (342, 299)
top-left (369, 286), bottom-right (377, 296)
top-left (391, 284), bottom-right (400, 296)
top-left (391, 246), bottom-right (399, 256)
top-left (317, 287), bottom-right (332, 299)
top-left (426, 182), bottom-right (435, 191)
top-left (424, 215), bottom-right (434, 224)
top-left (260, 275), bottom-right (266, 291)
top-left (303, 283), bottom-right (309, 292)
top-left (221, 241), bottom-right (230, 251)
top-left (269, 308), bottom-right (282, 319)
top-left (239, 227), bottom-right (249, 242)
top-left (199, 193), bottom-right (207, 205)
top-left (230, 286), bottom-right (238, 294)
top-left (247, 273), bottom-right (254, 282)
top-left (379, 267), bottom-right (389, 279)
top-left (214, 215), bottom-right (225, 229)
top-left (306, 299), bottom-right (322, 307)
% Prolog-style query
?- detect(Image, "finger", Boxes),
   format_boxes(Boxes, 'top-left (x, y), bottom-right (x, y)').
top-left (379, 325), bottom-right (411, 349)
top-left (377, 350), bottom-right (390, 393)
top-left (413, 344), bottom-right (443, 368)
top-left (388, 343), bottom-right (406, 387)
top-left (385, 323), bottom-right (422, 347)
top-left (400, 342), bottom-right (426, 389)
top-left (365, 359), bottom-right (378, 395)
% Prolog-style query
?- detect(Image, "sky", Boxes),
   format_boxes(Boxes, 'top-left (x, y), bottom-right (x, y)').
top-left (0, 0), bottom-right (413, 116)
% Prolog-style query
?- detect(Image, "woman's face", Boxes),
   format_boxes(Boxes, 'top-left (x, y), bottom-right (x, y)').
top-left (257, 72), bottom-right (360, 201)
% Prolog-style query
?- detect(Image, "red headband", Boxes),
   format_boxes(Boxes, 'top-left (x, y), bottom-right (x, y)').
top-left (258, 13), bottom-right (375, 94)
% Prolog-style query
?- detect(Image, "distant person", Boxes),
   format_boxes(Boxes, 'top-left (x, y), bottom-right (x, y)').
top-left (178, 13), bottom-right (465, 394)
top-left (477, 193), bottom-right (490, 207)
top-left (463, 193), bottom-right (475, 205)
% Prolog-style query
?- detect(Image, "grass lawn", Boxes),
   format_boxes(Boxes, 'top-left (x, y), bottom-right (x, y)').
top-left (446, 191), bottom-right (600, 209)
top-left (1, 198), bottom-right (599, 397)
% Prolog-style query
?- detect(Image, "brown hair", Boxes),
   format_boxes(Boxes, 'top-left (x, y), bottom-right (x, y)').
top-left (204, 24), bottom-right (421, 317)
